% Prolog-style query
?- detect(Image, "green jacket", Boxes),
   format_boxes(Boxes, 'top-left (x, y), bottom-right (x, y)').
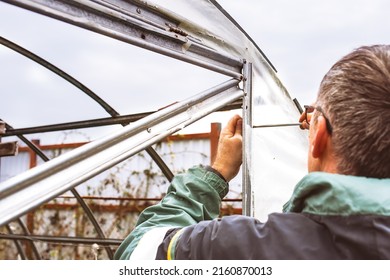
top-left (115, 166), bottom-right (390, 259)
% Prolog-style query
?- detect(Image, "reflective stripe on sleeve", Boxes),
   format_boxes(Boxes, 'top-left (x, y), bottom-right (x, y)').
top-left (130, 227), bottom-right (173, 260)
top-left (167, 228), bottom-right (184, 260)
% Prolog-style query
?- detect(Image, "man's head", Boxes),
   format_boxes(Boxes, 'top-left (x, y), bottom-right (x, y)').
top-left (309, 45), bottom-right (390, 178)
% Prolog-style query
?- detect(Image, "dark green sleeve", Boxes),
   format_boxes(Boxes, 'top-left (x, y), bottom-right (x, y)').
top-left (114, 165), bottom-right (228, 259)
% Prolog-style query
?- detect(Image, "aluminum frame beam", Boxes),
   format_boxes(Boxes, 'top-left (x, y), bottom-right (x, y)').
top-left (3, 101), bottom-right (242, 136)
top-left (1, 0), bottom-right (243, 79)
top-left (0, 79), bottom-right (243, 226)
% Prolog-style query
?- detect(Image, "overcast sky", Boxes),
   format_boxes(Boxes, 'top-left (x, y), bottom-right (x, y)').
top-left (0, 0), bottom-right (389, 144)
top-left (220, 0), bottom-right (390, 103)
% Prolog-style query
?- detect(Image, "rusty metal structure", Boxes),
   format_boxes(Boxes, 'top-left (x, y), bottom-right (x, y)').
top-left (0, 0), bottom-right (307, 259)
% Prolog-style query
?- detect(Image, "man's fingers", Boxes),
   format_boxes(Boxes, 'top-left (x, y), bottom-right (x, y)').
top-left (298, 112), bottom-right (306, 123)
top-left (234, 118), bottom-right (243, 137)
top-left (300, 122), bottom-right (310, 130)
top-left (224, 115), bottom-right (242, 137)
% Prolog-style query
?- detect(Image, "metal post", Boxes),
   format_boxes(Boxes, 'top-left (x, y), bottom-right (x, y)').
top-left (242, 61), bottom-right (253, 216)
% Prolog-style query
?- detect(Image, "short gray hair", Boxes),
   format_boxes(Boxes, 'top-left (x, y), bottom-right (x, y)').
top-left (317, 45), bottom-right (390, 178)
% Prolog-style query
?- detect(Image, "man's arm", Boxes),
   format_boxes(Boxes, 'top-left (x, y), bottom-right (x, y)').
top-left (114, 115), bottom-right (243, 260)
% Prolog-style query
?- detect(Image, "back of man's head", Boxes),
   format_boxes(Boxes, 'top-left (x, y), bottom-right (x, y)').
top-left (316, 45), bottom-right (390, 178)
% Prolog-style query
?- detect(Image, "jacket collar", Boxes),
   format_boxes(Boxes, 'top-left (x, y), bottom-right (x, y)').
top-left (283, 172), bottom-right (390, 215)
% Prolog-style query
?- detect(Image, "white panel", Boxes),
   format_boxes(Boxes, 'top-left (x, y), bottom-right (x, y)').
top-left (250, 126), bottom-right (307, 221)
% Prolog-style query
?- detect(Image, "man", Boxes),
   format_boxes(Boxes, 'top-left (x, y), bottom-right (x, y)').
top-left (115, 45), bottom-right (390, 259)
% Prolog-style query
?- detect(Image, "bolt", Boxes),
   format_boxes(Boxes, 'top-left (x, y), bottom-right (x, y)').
top-left (136, 7), bottom-right (141, 14)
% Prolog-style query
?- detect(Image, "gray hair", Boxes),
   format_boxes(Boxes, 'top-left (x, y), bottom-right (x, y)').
top-left (317, 45), bottom-right (390, 178)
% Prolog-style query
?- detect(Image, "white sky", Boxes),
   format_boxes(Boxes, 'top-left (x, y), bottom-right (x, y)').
top-left (0, 0), bottom-right (389, 144)
top-left (220, 0), bottom-right (390, 103)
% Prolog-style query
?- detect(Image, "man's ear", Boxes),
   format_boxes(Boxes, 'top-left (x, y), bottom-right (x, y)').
top-left (311, 116), bottom-right (330, 159)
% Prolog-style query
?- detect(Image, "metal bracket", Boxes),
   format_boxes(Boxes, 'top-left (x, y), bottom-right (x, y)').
top-left (0, 121), bottom-right (6, 135)
top-left (0, 122), bottom-right (18, 157)
top-left (0, 141), bottom-right (19, 157)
